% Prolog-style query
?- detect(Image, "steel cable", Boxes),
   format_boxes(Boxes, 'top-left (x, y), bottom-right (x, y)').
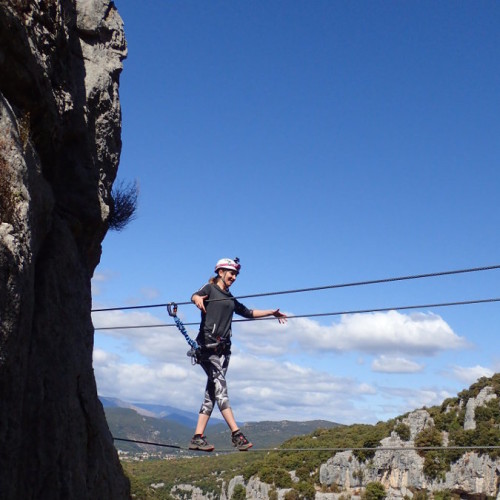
top-left (94, 296), bottom-right (500, 330)
top-left (92, 264), bottom-right (500, 312)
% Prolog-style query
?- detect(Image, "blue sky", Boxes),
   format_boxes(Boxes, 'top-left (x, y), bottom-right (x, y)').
top-left (91, 1), bottom-right (500, 425)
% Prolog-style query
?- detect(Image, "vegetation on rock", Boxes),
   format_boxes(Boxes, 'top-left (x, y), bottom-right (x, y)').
top-left (121, 375), bottom-right (500, 499)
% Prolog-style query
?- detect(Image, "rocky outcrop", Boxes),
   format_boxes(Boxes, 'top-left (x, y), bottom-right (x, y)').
top-left (0, 0), bottom-right (129, 498)
top-left (162, 381), bottom-right (499, 499)
top-left (319, 403), bottom-right (500, 498)
top-left (464, 386), bottom-right (497, 430)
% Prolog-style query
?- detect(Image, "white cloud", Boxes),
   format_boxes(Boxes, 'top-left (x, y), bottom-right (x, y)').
top-left (449, 364), bottom-right (494, 385)
top-left (372, 355), bottom-right (424, 373)
top-left (92, 337), bottom-right (379, 424)
top-left (236, 310), bottom-right (468, 356)
top-left (93, 347), bottom-right (205, 409)
top-left (379, 385), bottom-right (454, 415)
top-left (89, 308), bottom-right (475, 425)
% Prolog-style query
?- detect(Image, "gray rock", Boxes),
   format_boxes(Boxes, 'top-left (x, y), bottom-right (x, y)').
top-left (227, 475), bottom-right (246, 499)
top-left (0, 1), bottom-right (129, 498)
top-left (464, 386), bottom-right (497, 430)
top-left (319, 404), bottom-right (500, 498)
top-left (171, 484), bottom-right (220, 500)
top-left (402, 408), bottom-right (435, 440)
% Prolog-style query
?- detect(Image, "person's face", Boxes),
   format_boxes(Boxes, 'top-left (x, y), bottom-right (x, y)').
top-left (220, 269), bottom-right (238, 288)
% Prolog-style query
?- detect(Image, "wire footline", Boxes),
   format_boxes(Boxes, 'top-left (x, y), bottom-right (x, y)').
top-left (254, 445), bottom-right (500, 453)
top-left (113, 437), bottom-right (182, 450)
top-left (91, 264), bottom-right (500, 312)
top-left (112, 436), bottom-right (500, 454)
top-left (94, 296), bottom-right (500, 331)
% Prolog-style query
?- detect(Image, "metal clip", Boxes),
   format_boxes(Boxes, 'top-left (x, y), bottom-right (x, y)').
top-left (167, 302), bottom-right (177, 317)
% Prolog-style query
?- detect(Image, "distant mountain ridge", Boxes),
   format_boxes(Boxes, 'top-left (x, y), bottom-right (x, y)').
top-left (100, 396), bottom-right (224, 427)
top-left (100, 396), bottom-right (342, 452)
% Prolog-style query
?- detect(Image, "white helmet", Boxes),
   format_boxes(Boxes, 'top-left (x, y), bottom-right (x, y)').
top-left (215, 257), bottom-right (241, 273)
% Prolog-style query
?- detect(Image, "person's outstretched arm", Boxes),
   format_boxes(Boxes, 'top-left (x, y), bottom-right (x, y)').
top-left (252, 309), bottom-right (287, 324)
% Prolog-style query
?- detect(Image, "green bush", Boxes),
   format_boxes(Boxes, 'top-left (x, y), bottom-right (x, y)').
top-left (354, 437), bottom-right (380, 462)
top-left (394, 423), bottom-right (411, 441)
top-left (259, 466), bottom-right (293, 489)
top-left (363, 481), bottom-right (386, 500)
top-left (422, 451), bottom-right (447, 481)
top-left (284, 490), bottom-right (300, 500)
top-left (295, 481), bottom-right (316, 499)
top-left (231, 483), bottom-right (246, 500)
top-left (295, 466), bottom-right (311, 482)
top-left (414, 426), bottom-right (448, 480)
top-left (414, 426), bottom-right (442, 454)
top-left (433, 490), bottom-right (460, 500)
top-left (274, 468), bottom-right (293, 489)
top-left (242, 462), bottom-right (260, 481)
top-left (411, 490), bottom-right (429, 500)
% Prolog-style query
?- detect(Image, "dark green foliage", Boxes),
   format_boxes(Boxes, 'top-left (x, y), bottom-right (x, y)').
top-left (411, 489), bottom-right (429, 500)
top-left (231, 484), bottom-right (246, 499)
top-left (242, 461), bottom-right (260, 481)
top-left (394, 423), bottom-right (411, 441)
top-left (414, 426), bottom-right (447, 480)
top-left (294, 481), bottom-right (316, 499)
top-left (457, 374), bottom-right (500, 403)
top-left (122, 453), bottom-right (261, 499)
top-left (414, 426), bottom-right (442, 453)
top-left (120, 375), bottom-right (500, 499)
top-left (433, 489), bottom-right (460, 500)
top-left (354, 436), bottom-right (382, 462)
top-left (475, 398), bottom-right (500, 424)
top-left (274, 468), bottom-right (294, 489)
top-left (295, 465), bottom-right (311, 482)
top-left (258, 465), bottom-right (292, 488)
top-left (422, 451), bottom-right (447, 481)
top-left (364, 481), bottom-right (386, 500)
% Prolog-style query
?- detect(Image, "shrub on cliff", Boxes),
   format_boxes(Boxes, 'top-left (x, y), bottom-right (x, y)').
top-left (363, 481), bottom-right (386, 500)
top-left (109, 179), bottom-right (138, 231)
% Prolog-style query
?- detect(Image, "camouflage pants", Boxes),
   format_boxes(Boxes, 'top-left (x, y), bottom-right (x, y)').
top-left (199, 352), bottom-right (231, 415)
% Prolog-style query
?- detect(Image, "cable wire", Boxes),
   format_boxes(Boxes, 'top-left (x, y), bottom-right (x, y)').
top-left (94, 296), bottom-right (500, 330)
top-left (91, 264), bottom-right (500, 312)
top-left (112, 436), bottom-right (500, 454)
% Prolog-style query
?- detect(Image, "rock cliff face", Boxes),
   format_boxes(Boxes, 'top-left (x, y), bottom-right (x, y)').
top-left (166, 382), bottom-right (499, 500)
top-left (319, 392), bottom-right (500, 499)
top-left (0, 1), bottom-right (129, 498)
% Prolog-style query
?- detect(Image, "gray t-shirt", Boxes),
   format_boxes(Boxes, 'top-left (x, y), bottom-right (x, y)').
top-left (193, 283), bottom-right (253, 346)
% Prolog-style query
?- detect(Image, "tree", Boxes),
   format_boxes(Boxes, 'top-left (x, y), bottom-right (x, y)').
top-left (364, 481), bottom-right (386, 500)
top-left (231, 484), bottom-right (246, 500)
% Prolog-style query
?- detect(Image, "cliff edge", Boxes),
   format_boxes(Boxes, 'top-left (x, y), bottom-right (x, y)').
top-left (0, 0), bottom-right (130, 498)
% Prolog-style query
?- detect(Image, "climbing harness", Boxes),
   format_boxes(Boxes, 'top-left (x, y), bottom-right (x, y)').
top-left (167, 303), bottom-right (200, 364)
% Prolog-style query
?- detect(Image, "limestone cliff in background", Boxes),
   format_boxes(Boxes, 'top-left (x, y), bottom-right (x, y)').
top-left (0, 0), bottom-right (130, 498)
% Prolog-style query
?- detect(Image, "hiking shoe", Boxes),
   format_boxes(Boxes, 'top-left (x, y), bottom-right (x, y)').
top-left (189, 434), bottom-right (214, 452)
top-left (231, 430), bottom-right (253, 451)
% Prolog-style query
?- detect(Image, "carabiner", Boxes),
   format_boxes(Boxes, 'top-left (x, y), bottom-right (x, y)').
top-left (167, 302), bottom-right (178, 317)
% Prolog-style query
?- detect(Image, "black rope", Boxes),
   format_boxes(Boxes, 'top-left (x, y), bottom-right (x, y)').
top-left (94, 296), bottom-right (500, 331)
top-left (91, 264), bottom-right (500, 312)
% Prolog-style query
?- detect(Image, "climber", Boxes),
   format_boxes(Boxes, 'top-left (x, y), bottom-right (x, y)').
top-left (189, 257), bottom-right (287, 452)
